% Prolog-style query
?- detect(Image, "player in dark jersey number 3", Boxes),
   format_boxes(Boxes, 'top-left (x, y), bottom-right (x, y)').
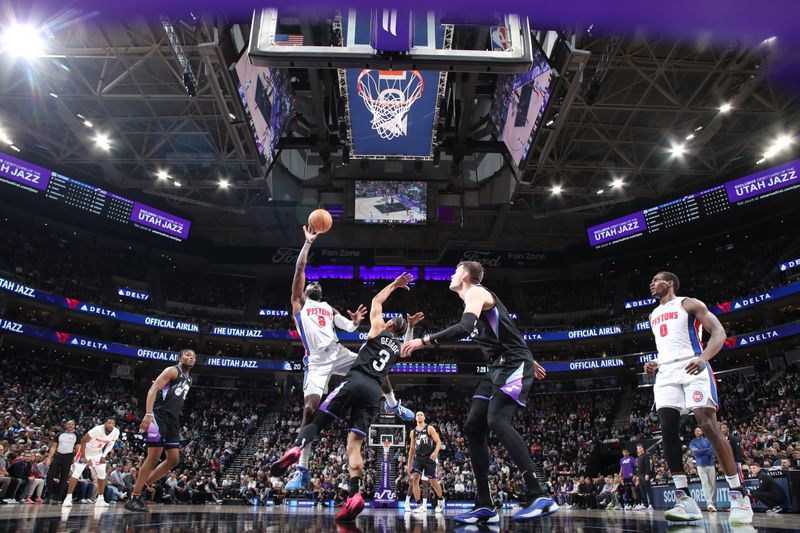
top-left (403, 261), bottom-right (557, 523)
top-left (271, 273), bottom-right (420, 521)
top-left (125, 349), bottom-right (195, 512)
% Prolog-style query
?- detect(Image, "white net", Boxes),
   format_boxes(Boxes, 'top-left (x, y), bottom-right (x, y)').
top-left (357, 70), bottom-right (424, 140)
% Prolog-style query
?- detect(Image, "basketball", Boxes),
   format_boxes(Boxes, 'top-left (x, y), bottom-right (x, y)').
top-left (308, 209), bottom-right (333, 233)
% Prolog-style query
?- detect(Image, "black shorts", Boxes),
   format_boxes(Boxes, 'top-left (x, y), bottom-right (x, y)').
top-left (318, 371), bottom-right (381, 438)
top-left (145, 411), bottom-right (181, 449)
top-left (472, 355), bottom-right (535, 407)
top-left (411, 456), bottom-right (438, 479)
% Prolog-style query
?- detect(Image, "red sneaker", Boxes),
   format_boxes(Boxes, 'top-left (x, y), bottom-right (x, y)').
top-left (335, 493), bottom-right (365, 522)
top-left (24, 498), bottom-right (34, 504)
top-left (269, 446), bottom-right (302, 477)
top-left (34, 498), bottom-right (44, 504)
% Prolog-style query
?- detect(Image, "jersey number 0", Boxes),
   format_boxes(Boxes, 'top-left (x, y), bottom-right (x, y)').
top-left (372, 349), bottom-right (392, 372)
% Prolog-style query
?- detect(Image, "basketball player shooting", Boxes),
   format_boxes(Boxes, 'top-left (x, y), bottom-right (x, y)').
top-left (272, 273), bottom-right (418, 521)
top-left (287, 226), bottom-right (414, 492)
top-left (402, 261), bottom-right (557, 523)
top-left (125, 349), bottom-right (195, 512)
top-left (645, 272), bottom-right (752, 524)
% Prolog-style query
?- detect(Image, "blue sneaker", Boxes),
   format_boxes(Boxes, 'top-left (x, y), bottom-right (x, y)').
top-left (285, 467), bottom-right (311, 491)
top-left (513, 496), bottom-right (559, 521)
top-left (385, 400), bottom-right (415, 422)
top-left (454, 505), bottom-right (499, 524)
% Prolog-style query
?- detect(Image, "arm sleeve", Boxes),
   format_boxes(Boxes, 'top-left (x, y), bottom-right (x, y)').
top-left (427, 313), bottom-right (478, 344)
top-left (333, 313), bottom-right (358, 332)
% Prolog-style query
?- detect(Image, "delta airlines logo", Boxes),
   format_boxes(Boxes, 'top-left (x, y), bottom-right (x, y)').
top-left (723, 337), bottom-right (738, 350)
top-left (715, 301), bottom-right (732, 314)
top-left (65, 298), bottom-right (81, 310)
top-left (56, 332), bottom-right (71, 344)
top-left (288, 329), bottom-right (300, 340)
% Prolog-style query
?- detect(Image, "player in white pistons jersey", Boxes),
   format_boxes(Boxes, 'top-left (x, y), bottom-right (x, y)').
top-left (286, 225), bottom-right (414, 491)
top-left (645, 272), bottom-right (752, 525)
top-left (62, 417), bottom-right (119, 507)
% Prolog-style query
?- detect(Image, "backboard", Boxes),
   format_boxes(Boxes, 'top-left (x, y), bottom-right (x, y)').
top-left (248, 9), bottom-right (533, 73)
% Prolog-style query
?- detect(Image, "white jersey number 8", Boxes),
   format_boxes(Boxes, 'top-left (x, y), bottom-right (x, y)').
top-left (372, 349), bottom-right (392, 372)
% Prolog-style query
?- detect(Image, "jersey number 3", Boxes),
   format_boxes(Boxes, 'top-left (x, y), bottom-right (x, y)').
top-left (372, 349), bottom-right (391, 372)
top-left (659, 324), bottom-right (668, 337)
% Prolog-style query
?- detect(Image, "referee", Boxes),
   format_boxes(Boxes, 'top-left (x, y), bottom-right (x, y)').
top-left (45, 420), bottom-right (79, 504)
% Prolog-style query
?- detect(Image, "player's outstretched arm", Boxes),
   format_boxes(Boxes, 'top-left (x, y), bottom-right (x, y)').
top-left (367, 273), bottom-right (413, 338)
top-left (332, 304), bottom-right (367, 332)
top-left (400, 286), bottom-right (490, 357)
top-left (140, 366), bottom-right (179, 432)
top-left (290, 226), bottom-right (319, 314)
top-left (682, 297), bottom-right (726, 375)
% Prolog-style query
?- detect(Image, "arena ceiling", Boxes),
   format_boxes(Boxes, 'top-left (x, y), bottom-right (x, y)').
top-left (1, 13), bottom-right (798, 252)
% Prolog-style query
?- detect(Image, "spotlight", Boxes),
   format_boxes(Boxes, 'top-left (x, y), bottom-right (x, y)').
top-left (156, 170), bottom-right (170, 180)
top-left (94, 133), bottom-right (111, 150)
top-left (670, 143), bottom-right (687, 157)
top-left (83, 120), bottom-right (94, 128)
top-left (762, 134), bottom-right (794, 160)
top-left (596, 189), bottom-right (604, 195)
top-left (9, 145), bottom-right (20, 152)
top-left (49, 92), bottom-right (58, 98)
top-left (685, 133), bottom-right (695, 141)
top-left (551, 184), bottom-right (562, 194)
top-left (0, 128), bottom-right (12, 145)
top-left (2, 24), bottom-right (45, 59)
top-left (611, 178), bottom-right (624, 189)
top-left (719, 102), bottom-right (732, 113)
top-left (218, 178), bottom-right (230, 189)
top-left (173, 180), bottom-right (182, 187)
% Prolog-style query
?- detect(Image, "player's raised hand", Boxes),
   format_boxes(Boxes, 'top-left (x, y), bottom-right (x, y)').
top-left (392, 272), bottom-right (414, 290)
top-left (644, 361), bottom-right (659, 375)
top-left (401, 338), bottom-right (424, 357)
top-left (534, 361), bottom-right (547, 380)
top-left (407, 312), bottom-right (425, 327)
top-left (348, 304), bottom-right (368, 326)
top-left (302, 225), bottom-right (319, 243)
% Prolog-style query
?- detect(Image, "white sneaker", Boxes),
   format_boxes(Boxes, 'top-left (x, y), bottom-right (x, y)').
top-left (707, 503), bottom-right (717, 512)
top-left (404, 499), bottom-right (412, 513)
top-left (624, 504), bottom-right (631, 510)
top-left (435, 498), bottom-right (445, 514)
top-left (728, 491), bottom-right (753, 525)
top-left (412, 503), bottom-right (427, 516)
top-left (664, 490), bottom-right (702, 522)
top-left (95, 499), bottom-right (109, 508)
top-left (62, 499), bottom-right (73, 507)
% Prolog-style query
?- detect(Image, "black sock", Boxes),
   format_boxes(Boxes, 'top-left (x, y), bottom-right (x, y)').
top-left (523, 471), bottom-right (545, 497)
top-left (475, 476), bottom-right (492, 507)
top-left (348, 477), bottom-right (360, 497)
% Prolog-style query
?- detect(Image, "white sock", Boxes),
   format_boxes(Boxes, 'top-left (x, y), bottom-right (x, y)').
top-left (725, 474), bottom-right (743, 491)
top-left (384, 391), bottom-right (398, 408)
top-left (423, 497), bottom-right (428, 506)
top-left (673, 474), bottom-right (688, 491)
top-left (299, 446), bottom-right (310, 469)
top-left (405, 495), bottom-right (411, 503)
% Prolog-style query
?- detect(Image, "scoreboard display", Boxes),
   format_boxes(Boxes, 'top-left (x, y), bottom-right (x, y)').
top-left (587, 159), bottom-right (799, 248)
top-left (0, 152), bottom-right (191, 241)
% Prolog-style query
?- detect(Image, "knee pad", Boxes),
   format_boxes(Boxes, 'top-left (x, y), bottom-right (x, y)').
top-left (657, 408), bottom-right (684, 472)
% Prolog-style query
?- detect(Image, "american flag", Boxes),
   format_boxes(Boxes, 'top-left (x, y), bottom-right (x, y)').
top-left (274, 34), bottom-right (304, 46)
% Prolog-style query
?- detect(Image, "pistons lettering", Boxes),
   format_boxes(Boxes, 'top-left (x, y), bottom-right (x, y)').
top-left (651, 311), bottom-right (678, 326)
top-left (306, 308), bottom-right (333, 319)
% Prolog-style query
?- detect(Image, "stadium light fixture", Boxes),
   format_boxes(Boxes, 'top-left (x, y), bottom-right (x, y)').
top-left (9, 145), bottom-right (20, 152)
top-left (596, 189), bottom-right (604, 195)
top-left (0, 128), bottom-right (13, 145)
top-left (551, 184), bottom-right (562, 195)
top-left (173, 180), bottom-right (182, 187)
top-left (156, 169), bottom-right (170, 180)
top-left (83, 120), bottom-right (94, 128)
top-left (218, 178), bottom-right (230, 189)
top-left (762, 36), bottom-right (777, 45)
top-left (49, 92), bottom-right (58, 98)
top-left (719, 102), bottom-right (732, 113)
top-left (685, 133), bottom-right (695, 141)
top-left (762, 134), bottom-right (794, 160)
top-left (94, 133), bottom-right (111, 150)
top-left (2, 23), bottom-right (45, 59)
top-left (611, 177), bottom-right (624, 189)
top-left (670, 143), bottom-right (687, 157)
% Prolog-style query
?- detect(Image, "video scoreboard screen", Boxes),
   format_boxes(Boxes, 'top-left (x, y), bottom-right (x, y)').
top-left (0, 152), bottom-right (191, 241)
top-left (587, 159), bottom-right (799, 248)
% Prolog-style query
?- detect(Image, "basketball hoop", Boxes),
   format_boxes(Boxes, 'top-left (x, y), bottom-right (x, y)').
top-left (357, 70), bottom-right (424, 140)
top-left (382, 439), bottom-right (392, 457)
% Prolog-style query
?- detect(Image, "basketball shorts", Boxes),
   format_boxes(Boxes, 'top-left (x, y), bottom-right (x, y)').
top-left (472, 355), bottom-right (535, 407)
top-left (71, 453), bottom-right (107, 480)
top-left (653, 359), bottom-right (718, 414)
top-left (303, 344), bottom-right (358, 398)
top-left (411, 456), bottom-right (439, 480)
top-left (318, 370), bottom-right (381, 437)
top-left (145, 411), bottom-right (181, 449)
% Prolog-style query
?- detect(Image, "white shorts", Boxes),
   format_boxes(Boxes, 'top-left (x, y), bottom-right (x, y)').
top-left (303, 343), bottom-right (358, 397)
top-left (72, 455), bottom-right (107, 480)
top-left (653, 360), bottom-right (718, 414)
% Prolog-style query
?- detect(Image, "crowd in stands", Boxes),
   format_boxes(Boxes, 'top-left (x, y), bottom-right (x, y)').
top-left (0, 355), bottom-right (273, 506)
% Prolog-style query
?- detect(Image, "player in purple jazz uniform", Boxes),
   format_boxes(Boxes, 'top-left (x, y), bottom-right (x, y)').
top-left (402, 261), bottom-right (556, 523)
top-left (619, 449), bottom-right (635, 509)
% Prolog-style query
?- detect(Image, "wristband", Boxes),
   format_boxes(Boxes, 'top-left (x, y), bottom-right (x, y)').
top-left (423, 335), bottom-right (431, 346)
top-left (145, 413), bottom-right (154, 417)
top-left (305, 239), bottom-right (312, 245)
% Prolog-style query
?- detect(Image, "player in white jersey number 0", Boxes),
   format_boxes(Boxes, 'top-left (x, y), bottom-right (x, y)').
top-left (286, 225), bottom-right (415, 491)
top-left (645, 271), bottom-right (752, 524)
